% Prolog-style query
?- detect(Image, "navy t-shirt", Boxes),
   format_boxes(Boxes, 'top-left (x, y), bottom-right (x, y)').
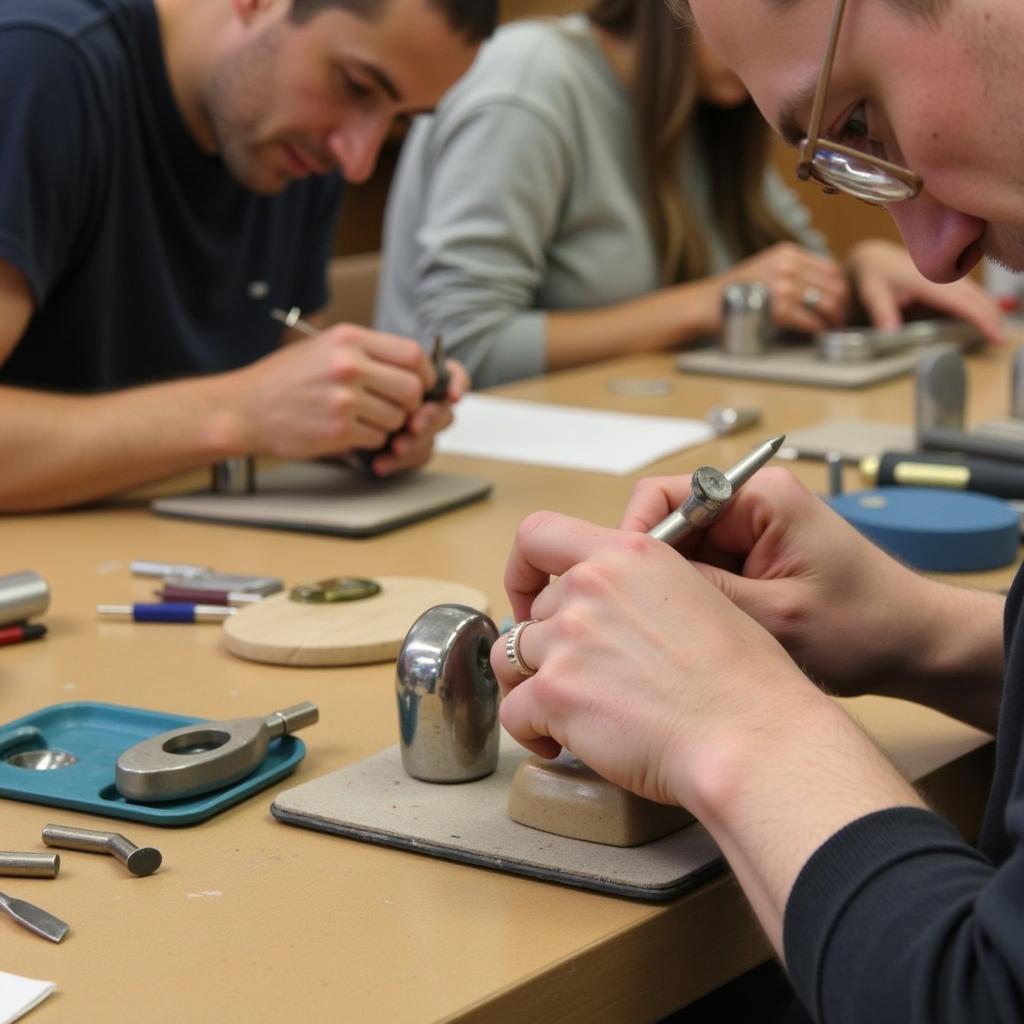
top-left (0, 0), bottom-right (344, 392)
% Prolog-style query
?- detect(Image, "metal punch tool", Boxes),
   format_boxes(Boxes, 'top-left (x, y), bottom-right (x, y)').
top-left (115, 701), bottom-right (319, 802)
top-left (647, 435), bottom-right (785, 547)
top-left (43, 824), bottom-right (162, 877)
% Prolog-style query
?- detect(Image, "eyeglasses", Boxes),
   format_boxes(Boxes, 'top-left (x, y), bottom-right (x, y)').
top-left (796, 0), bottom-right (922, 205)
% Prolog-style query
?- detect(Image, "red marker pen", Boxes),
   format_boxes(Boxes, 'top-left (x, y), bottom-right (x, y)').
top-left (154, 585), bottom-right (263, 607)
top-left (0, 623), bottom-right (47, 647)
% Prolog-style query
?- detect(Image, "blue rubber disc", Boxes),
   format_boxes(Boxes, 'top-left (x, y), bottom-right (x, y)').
top-left (829, 487), bottom-right (1020, 572)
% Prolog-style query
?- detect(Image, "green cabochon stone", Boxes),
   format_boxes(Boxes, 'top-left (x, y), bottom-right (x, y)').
top-left (829, 487), bottom-right (1020, 572)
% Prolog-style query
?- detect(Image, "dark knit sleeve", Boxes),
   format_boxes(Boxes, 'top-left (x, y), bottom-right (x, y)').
top-left (783, 806), bottom-right (1024, 1024)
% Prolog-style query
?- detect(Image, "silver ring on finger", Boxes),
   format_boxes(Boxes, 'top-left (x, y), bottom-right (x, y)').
top-left (505, 619), bottom-right (540, 677)
top-left (802, 286), bottom-right (823, 310)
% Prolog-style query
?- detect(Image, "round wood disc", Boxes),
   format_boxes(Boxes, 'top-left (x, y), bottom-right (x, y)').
top-left (222, 576), bottom-right (489, 667)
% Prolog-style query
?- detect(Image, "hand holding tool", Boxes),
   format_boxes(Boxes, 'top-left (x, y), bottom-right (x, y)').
top-left (647, 435), bottom-right (785, 546)
top-left (356, 335), bottom-right (450, 475)
top-left (271, 308), bottom-right (451, 474)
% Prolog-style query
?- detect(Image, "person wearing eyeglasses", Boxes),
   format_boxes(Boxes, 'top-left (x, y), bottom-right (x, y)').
top-left (374, 0), bottom-right (1002, 388)
top-left (489, 2), bottom-right (1024, 1022)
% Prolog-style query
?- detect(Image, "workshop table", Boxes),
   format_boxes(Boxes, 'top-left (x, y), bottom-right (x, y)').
top-left (0, 343), bottom-right (1014, 1023)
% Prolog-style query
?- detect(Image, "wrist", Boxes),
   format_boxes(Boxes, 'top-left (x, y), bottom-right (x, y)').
top-left (679, 682), bottom-right (923, 951)
top-left (657, 278), bottom-right (721, 347)
top-left (194, 370), bottom-right (253, 459)
top-left (681, 679), bottom-right (829, 825)
top-left (874, 576), bottom-right (1004, 726)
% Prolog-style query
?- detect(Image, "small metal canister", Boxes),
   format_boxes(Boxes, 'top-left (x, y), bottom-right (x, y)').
top-left (721, 281), bottom-right (773, 357)
top-left (914, 344), bottom-right (966, 442)
top-left (1012, 346), bottom-right (1024, 419)
top-left (395, 604), bottom-right (499, 783)
top-left (0, 571), bottom-right (49, 628)
top-left (210, 457), bottom-right (256, 495)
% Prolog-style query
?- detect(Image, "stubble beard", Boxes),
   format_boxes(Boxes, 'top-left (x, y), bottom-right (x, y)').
top-left (984, 231), bottom-right (1024, 275)
top-left (202, 26), bottom-right (288, 196)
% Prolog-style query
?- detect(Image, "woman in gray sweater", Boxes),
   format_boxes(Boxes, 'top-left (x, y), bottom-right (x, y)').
top-left (376, 0), bottom-right (1001, 387)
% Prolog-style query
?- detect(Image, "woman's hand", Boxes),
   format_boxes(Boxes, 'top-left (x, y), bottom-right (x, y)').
top-left (720, 242), bottom-right (851, 334)
top-left (846, 239), bottom-right (1007, 346)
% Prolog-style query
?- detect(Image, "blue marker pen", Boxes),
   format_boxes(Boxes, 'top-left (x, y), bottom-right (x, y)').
top-left (97, 603), bottom-right (236, 623)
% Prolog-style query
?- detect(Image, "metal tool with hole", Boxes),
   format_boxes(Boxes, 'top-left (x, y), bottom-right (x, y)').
top-left (114, 702), bottom-right (319, 802)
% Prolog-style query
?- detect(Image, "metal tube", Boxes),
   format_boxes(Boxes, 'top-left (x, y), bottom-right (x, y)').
top-left (211, 457), bottom-right (256, 495)
top-left (826, 450), bottom-right (844, 496)
top-left (42, 824), bottom-right (162, 877)
top-left (0, 852), bottom-right (60, 879)
top-left (647, 436), bottom-right (785, 548)
top-left (0, 571), bottom-right (49, 629)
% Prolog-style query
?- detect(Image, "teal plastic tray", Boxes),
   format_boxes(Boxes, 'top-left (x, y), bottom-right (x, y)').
top-left (0, 702), bottom-right (306, 826)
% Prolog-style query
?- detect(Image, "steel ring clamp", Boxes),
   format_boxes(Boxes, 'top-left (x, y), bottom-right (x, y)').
top-left (505, 619), bottom-right (540, 676)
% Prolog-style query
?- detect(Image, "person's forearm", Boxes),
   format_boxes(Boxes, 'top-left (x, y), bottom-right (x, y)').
top-left (685, 685), bottom-right (926, 957)
top-left (871, 577), bottom-right (1004, 733)
top-left (0, 375), bottom-right (244, 511)
top-left (544, 278), bottom-right (720, 371)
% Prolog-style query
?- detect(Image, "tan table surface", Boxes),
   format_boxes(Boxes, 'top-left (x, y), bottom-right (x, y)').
top-left (1, 343), bottom-right (1016, 1023)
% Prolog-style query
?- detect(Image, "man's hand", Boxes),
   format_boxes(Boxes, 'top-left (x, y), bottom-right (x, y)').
top-left (365, 358), bottom-right (470, 476)
top-left (491, 511), bottom-right (815, 806)
top-left (620, 467), bottom-right (1005, 729)
top-left (222, 324), bottom-right (441, 459)
top-left (846, 239), bottom-right (1007, 345)
top-left (489, 505), bottom-right (928, 956)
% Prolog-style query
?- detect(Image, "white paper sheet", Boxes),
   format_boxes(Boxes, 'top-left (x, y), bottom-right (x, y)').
top-left (0, 972), bottom-right (55, 1024)
top-left (436, 395), bottom-right (714, 474)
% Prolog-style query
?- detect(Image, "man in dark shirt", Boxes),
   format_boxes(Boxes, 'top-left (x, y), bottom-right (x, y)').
top-left (490, 1), bottom-right (1024, 1020)
top-left (0, 0), bottom-right (495, 510)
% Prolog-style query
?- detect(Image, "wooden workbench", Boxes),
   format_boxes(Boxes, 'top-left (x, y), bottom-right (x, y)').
top-left (0, 343), bottom-right (1013, 1023)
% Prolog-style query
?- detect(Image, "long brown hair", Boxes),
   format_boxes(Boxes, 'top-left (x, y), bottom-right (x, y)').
top-left (587, 0), bottom-right (798, 284)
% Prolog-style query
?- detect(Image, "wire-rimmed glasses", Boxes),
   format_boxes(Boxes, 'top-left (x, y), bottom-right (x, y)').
top-left (796, 0), bottom-right (922, 205)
